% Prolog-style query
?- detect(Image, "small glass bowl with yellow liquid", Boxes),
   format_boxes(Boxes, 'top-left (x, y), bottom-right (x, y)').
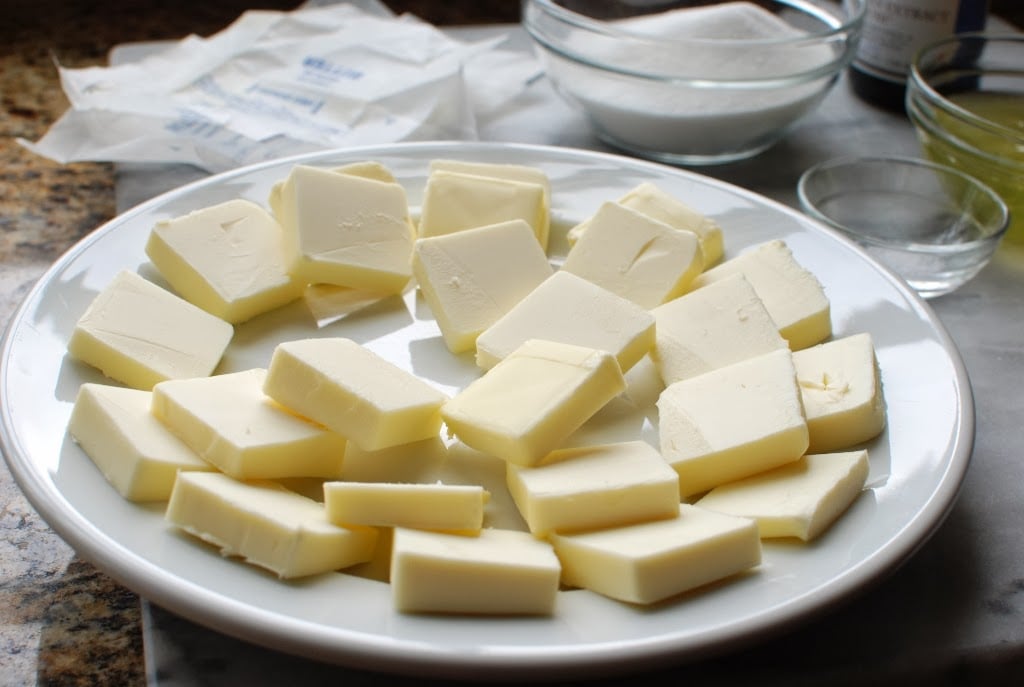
top-left (907, 34), bottom-right (1024, 245)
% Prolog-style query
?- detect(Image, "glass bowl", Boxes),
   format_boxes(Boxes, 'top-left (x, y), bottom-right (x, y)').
top-left (906, 33), bottom-right (1024, 245)
top-left (797, 156), bottom-right (1009, 298)
top-left (522, 0), bottom-right (865, 166)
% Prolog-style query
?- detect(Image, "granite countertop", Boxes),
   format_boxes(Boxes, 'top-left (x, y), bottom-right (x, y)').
top-left (2, 2), bottom-right (1022, 686)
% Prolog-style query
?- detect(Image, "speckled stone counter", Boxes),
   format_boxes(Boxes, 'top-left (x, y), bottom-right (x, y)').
top-left (2, 2), bottom-right (1023, 686)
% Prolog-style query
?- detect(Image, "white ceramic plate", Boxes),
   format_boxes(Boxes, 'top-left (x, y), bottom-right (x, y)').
top-left (0, 142), bottom-right (972, 680)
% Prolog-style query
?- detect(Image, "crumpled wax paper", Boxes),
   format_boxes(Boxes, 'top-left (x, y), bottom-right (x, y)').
top-left (21, 1), bottom-right (542, 172)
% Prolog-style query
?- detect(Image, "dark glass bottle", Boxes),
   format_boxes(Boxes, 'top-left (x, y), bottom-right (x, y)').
top-left (849, 0), bottom-right (989, 112)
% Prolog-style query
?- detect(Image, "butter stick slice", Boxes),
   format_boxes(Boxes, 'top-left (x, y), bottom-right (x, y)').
top-left (324, 482), bottom-right (488, 533)
top-left (166, 471), bottom-right (378, 579)
top-left (442, 339), bottom-right (626, 467)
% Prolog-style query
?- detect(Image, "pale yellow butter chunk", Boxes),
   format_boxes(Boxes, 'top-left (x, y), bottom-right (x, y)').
top-left (145, 199), bottom-right (304, 324)
top-left (429, 159), bottom-right (551, 205)
top-left (793, 333), bottom-right (886, 452)
top-left (417, 169), bottom-right (549, 251)
top-left (506, 441), bottom-right (679, 537)
top-left (391, 527), bottom-right (561, 615)
top-left (166, 471), bottom-right (377, 579)
top-left (562, 202), bottom-right (703, 309)
top-left (696, 450), bottom-right (870, 541)
top-left (68, 270), bottom-right (233, 390)
top-left (658, 349), bottom-right (809, 497)
top-left (324, 482), bottom-right (487, 532)
top-left (340, 436), bottom-right (449, 484)
top-left (413, 220), bottom-right (554, 353)
top-left (275, 164), bottom-right (415, 293)
top-left (475, 271), bottom-right (655, 373)
top-left (264, 337), bottom-right (448, 451)
top-left (550, 504), bottom-right (761, 605)
top-left (269, 161), bottom-right (397, 219)
top-left (691, 239), bottom-right (830, 351)
top-left (68, 384), bottom-right (213, 501)
top-left (651, 273), bottom-right (788, 385)
top-left (302, 284), bottom-right (390, 328)
top-left (151, 368), bottom-right (346, 480)
top-left (568, 182), bottom-right (724, 266)
top-left (442, 339), bottom-right (626, 467)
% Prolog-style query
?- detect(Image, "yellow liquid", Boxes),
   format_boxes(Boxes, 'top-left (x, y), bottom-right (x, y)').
top-left (922, 91), bottom-right (1024, 244)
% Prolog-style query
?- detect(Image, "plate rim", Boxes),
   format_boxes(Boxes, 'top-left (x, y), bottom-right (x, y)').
top-left (0, 140), bottom-right (975, 679)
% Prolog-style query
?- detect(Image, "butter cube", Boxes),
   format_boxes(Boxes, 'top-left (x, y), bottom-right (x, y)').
top-left (691, 240), bottom-right (830, 351)
top-left (562, 202), bottom-right (703, 309)
top-left (429, 159), bottom-right (550, 201)
top-left (145, 199), bottom-right (304, 324)
top-left (442, 339), bottom-right (626, 467)
top-left (324, 482), bottom-right (487, 532)
top-left (418, 169), bottom-right (549, 251)
top-left (413, 220), bottom-right (554, 353)
top-left (269, 161), bottom-right (397, 219)
top-left (263, 337), bottom-right (448, 451)
top-left (166, 471), bottom-right (377, 579)
top-left (391, 527), bottom-right (561, 615)
top-left (275, 164), bottom-right (416, 293)
top-left (506, 441), bottom-right (679, 537)
top-left (475, 271), bottom-right (655, 373)
top-left (339, 436), bottom-right (449, 484)
top-left (568, 182), bottom-right (723, 266)
top-left (793, 333), bottom-right (886, 452)
top-left (651, 274), bottom-right (788, 385)
top-left (696, 450), bottom-right (870, 541)
top-left (302, 283), bottom-right (389, 328)
top-left (68, 270), bottom-right (233, 390)
top-left (658, 349), bottom-right (808, 497)
top-left (550, 504), bottom-right (761, 605)
top-left (68, 384), bottom-right (213, 501)
top-left (151, 368), bottom-right (346, 480)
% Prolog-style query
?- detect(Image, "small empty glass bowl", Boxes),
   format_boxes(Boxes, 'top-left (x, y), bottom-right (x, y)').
top-left (906, 33), bottom-right (1024, 245)
top-left (523, 0), bottom-right (865, 166)
top-left (797, 156), bottom-right (1009, 298)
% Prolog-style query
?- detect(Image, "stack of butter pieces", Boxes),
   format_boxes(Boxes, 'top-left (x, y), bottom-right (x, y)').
top-left (65, 157), bottom-right (885, 616)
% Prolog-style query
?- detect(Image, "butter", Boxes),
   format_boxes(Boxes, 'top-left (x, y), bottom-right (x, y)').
top-left (302, 283), bottom-right (389, 328)
top-left (568, 182), bottom-right (724, 266)
top-left (550, 504), bottom-right (761, 605)
top-left (651, 273), bottom-right (788, 385)
top-left (151, 368), bottom-right (346, 480)
top-left (691, 240), bottom-right (831, 351)
top-left (274, 164), bottom-right (416, 293)
top-left (269, 161), bottom-right (397, 220)
top-left (413, 220), bottom-right (554, 353)
top-left (793, 333), bottom-right (886, 452)
top-left (658, 349), bottom-right (809, 497)
top-left (562, 202), bottom-right (703, 309)
top-left (68, 383), bottom-right (213, 501)
top-left (506, 440), bottom-right (679, 537)
top-left (391, 527), bottom-right (561, 614)
top-left (340, 435), bottom-right (449, 484)
top-left (263, 337), bottom-right (448, 451)
top-left (145, 199), bottom-right (304, 324)
top-left (166, 471), bottom-right (377, 579)
top-left (429, 158), bottom-right (551, 208)
top-left (417, 169), bottom-right (549, 251)
top-left (696, 450), bottom-right (870, 541)
top-left (442, 339), bottom-right (626, 467)
top-left (68, 270), bottom-right (233, 390)
top-left (324, 482), bottom-right (487, 532)
top-left (474, 270), bottom-right (655, 373)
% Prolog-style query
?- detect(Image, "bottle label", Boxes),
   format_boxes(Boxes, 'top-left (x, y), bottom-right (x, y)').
top-left (854, 0), bottom-right (963, 83)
